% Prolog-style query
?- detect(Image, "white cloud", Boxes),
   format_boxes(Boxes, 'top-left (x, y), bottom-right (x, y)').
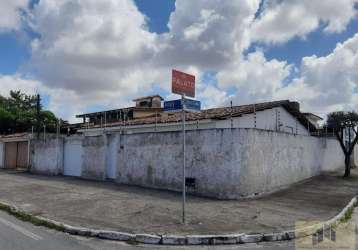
top-left (217, 50), bottom-right (292, 103)
top-left (0, 0), bottom-right (28, 31)
top-left (24, 0), bottom-right (262, 120)
top-left (160, 0), bottom-right (260, 68)
top-left (274, 33), bottom-right (358, 114)
top-left (252, 0), bottom-right (358, 44)
top-left (0, 74), bottom-right (40, 96)
top-left (2, 0), bottom-right (357, 122)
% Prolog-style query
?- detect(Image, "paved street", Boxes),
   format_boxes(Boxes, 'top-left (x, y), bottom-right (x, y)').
top-left (0, 209), bottom-right (293, 250)
top-left (0, 207), bottom-right (357, 250)
top-left (0, 170), bottom-right (357, 235)
top-left (0, 170), bottom-right (357, 249)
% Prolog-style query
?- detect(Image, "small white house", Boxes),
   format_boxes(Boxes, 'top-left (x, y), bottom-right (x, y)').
top-left (78, 100), bottom-right (317, 137)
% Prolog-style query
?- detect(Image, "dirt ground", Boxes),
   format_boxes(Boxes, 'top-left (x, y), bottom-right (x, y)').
top-left (0, 170), bottom-right (357, 235)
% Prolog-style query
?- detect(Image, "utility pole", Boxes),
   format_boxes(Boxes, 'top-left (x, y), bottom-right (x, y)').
top-left (181, 94), bottom-right (186, 224)
top-left (36, 94), bottom-right (41, 139)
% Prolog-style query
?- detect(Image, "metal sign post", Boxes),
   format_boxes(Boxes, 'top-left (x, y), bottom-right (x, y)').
top-left (171, 69), bottom-right (196, 225)
top-left (181, 94), bottom-right (186, 224)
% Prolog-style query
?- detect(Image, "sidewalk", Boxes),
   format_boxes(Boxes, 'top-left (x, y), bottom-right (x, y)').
top-left (0, 170), bottom-right (357, 235)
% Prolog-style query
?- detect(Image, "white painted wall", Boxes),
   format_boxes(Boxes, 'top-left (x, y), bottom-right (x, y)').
top-left (0, 141), bottom-right (4, 168)
top-left (352, 146), bottom-right (358, 167)
top-left (216, 107), bottom-right (309, 135)
top-left (30, 128), bottom-right (346, 199)
top-left (31, 139), bottom-right (64, 175)
top-left (117, 129), bottom-right (343, 199)
top-left (321, 138), bottom-right (345, 172)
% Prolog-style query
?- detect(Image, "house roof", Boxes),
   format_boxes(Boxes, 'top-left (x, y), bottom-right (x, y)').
top-left (133, 95), bottom-right (164, 101)
top-left (0, 133), bottom-right (31, 141)
top-left (82, 100), bottom-right (317, 131)
top-left (302, 113), bottom-right (324, 120)
top-left (76, 107), bottom-right (163, 118)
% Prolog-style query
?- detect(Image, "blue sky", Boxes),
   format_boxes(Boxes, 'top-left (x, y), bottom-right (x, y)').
top-left (0, 0), bottom-right (357, 120)
top-left (2, 0), bottom-right (357, 74)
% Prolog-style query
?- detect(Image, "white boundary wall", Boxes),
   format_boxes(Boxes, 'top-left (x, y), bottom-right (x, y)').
top-left (30, 128), bottom-right (345, 199)
top-left (0, 141), bottom-right (4, 168)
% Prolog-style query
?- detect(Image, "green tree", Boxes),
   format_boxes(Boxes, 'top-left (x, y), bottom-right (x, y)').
top-left (0, 90), bottom-right (59, 134)
top-left (327, 111), bottom-right (358, 177)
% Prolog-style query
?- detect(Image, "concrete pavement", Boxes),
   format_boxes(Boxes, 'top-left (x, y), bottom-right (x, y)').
top-left (0, 170), bottom-right (357, 236)
top-left (0, 169), bottom-right (357, 249)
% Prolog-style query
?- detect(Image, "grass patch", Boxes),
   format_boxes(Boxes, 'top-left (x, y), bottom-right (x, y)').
top-left (339, 200), bottom-right (358, 224)
top-left (126, 238), bottom-right (140, 245)
top-left (0, 203), bottom-right (65, 232)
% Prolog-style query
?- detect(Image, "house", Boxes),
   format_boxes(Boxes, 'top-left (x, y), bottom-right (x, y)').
top-left (76, 95), bottom-right (163, 127)
top-left (75, 97), bottom-right (318, 136)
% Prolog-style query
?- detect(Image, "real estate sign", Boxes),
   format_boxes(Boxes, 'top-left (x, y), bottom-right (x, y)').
top-left (172, 69), bottom-right (195, 98)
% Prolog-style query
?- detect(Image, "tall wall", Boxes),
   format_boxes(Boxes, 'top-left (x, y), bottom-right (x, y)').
top-left (0, 141), bottom-right (4, 168)
top-left (31, 135), bottom-right (107, 181)
top-left (31, 139), bottom-right (64, 175)
top-left (117, 129), bottom-right (342, 199)
top-left (81, 135), bottom-right (107, 180)
top-left (29, 129), bottom-right (345, 199)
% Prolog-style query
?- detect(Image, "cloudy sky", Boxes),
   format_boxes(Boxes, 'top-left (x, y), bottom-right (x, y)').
top-left (0, 0), bottom-right (357, 122)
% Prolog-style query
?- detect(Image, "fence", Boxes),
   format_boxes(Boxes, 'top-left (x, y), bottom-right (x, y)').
top-left (30, 128), bottom-right (345, 199)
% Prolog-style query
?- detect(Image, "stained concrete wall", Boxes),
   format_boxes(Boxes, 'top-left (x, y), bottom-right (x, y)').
top-left (352, 146), bottom-right (358, 167)
top-left (117, 129), bottom-right (344, 199)
top-left (321, 139), bottom-right (345, 172)
top-left (29, 129), bottom-right (345, 199)
top-left (0, 141), bottom-right (4, 168)
top-left (31, 139), bottom-right (64, 175)
top-left (81, 135), bottom-right (107, 181)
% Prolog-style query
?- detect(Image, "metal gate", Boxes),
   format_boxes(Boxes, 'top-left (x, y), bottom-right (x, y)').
top-left (64, 140), bottom-right (83, 177)
top-left (106, 135), bottom-right (117, 179)
top-left (4, 141), bottom-right (29, 169)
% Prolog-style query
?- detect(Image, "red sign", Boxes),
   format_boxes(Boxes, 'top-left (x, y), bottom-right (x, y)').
top-left (172, 69), bottom-right (195, 98)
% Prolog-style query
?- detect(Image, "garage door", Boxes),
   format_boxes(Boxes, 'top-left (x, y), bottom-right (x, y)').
top-left (4, 142), bottom-right (17, 169)
top-left (4, 141), bottom-right (29, 169)
top-left (64, 141), bottom-right (83, 177)
top-left (17, 141), bottom-right (29, 168)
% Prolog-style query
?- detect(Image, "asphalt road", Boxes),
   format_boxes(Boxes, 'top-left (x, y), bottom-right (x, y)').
top-left (0, 209), bottom-right (356, 250)
top-left (0, 209), bottom-right (294, 250)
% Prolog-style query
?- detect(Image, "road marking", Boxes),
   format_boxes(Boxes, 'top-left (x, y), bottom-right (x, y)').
top-left (0, 217), bottom-right (43, 241)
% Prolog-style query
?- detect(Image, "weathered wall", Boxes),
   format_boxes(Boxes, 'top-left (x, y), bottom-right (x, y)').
top-left (117, 129), bottom-right (343, 199)
top-left (352, 146), bottom-right (358, 167)
top-left (321, 139), bottom-right (345, 172)
top-left (30, 139), bottom-right (64, 175)
top-left (81, 135), bottom-right (107, 180)
top-left (29, 129), bottom-right (346, 199)
top-left (0, 141), bottom-right (4, 168)
top-left (235, 131), bottom-right (321, 197)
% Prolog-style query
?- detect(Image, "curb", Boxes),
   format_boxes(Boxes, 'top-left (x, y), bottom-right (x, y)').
top-left (0, 196), bottom-right (356, 245)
